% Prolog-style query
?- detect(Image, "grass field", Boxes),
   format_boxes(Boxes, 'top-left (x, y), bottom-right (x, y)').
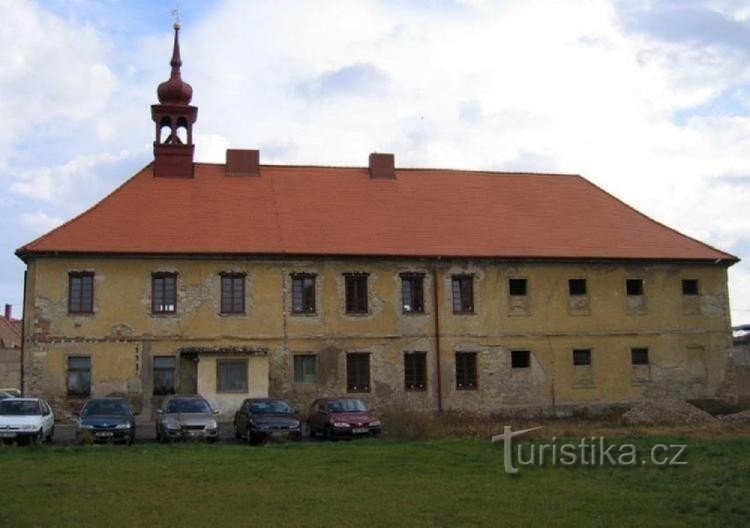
top-left (1, 436), bottom-right (748, 527)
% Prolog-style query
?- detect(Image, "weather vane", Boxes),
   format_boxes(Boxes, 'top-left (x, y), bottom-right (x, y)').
top-left (171, 7), bottom-right (181, 29)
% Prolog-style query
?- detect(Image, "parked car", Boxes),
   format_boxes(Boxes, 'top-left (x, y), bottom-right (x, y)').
top-left (0, 391), bottom-right (17, 400)
top-left (155, 395), bottom-right (219, 442)
top-left (307, 397), bottom-right (381, 439)
top-left (0, 388), bottom-right (21, 398)
top-left (233, 398), bottom-right (301, 444)
top-left (75, 397), bottom-right (136, 445)
top-left (0, 398), bottom-right (55, 444)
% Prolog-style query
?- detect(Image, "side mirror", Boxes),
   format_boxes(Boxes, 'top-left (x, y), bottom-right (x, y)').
top-left (213, 410), bottom-right (220, 415)
top-left (156, 409), bottom-right (163, 415)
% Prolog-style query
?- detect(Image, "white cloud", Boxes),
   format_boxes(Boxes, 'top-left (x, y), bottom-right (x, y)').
top-left (22, 211), bottom-right (63, 235)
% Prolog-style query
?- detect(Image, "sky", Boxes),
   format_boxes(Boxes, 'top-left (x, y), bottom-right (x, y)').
top-left (0, 0), bottom-right (749, 323)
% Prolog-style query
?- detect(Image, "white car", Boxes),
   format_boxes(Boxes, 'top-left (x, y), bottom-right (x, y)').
top-left (0, 398), bottom-right (55, 444)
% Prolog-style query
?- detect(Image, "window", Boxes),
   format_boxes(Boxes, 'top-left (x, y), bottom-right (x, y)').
top-left (568, 279), bottom-right (587, 296)
top-left (152, 273), bottom-right (177, 314)
top-left (344, 273), bottom-right (369, 314)
top-left (217, 360), bottom-right (248, 393)
top-left (509, 278), bottom-right (527, 296)
top-left (455, 352), bottom-right (477, 389)
top-left (67, 356), bottom-right (91, 396)
top-left (511, 350), bottom-right (531, 369)
top-left (452, 274), bottom-right (475, 313)
top-left (682, 279), bottom-right (699, 296)
top-left (404, 352), bottom-right (427, 391)
top-left (631, 348), bottom-right (649, 365)
top-left (401, 273), bottom-right (425, 313)
top-left (626, 279), bottom-right (643, 296)
top-left (153, 356), bottom-right (176, 395)
top-left (220, 273), bottom-right (245, 314)
top-left (573, 349), bottom-right (591, 366)
top-left (293, 355), bottom-right (317, 384)
top-left (292, 273), bottom-right (316, 314)
top-left (68, 272), bottom-right (94, 314)
top-left (346, 353), bottom-right (370, 392)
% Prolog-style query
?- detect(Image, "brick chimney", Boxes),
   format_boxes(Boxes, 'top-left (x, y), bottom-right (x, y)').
top-left (4, 304), bottom-right (11, 320)
top-left (369, 153), bottom-right (395, 179)
top-left (226, 149), bottom-right (260, 177)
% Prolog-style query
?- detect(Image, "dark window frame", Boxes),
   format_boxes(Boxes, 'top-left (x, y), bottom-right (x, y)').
top-left (153, 356), bottom-right (177, 395)
top-left (344, 273), bottom-right (369, 314)
top-left (573, 349), bottom-right (592, 366)
top-left (455, 351), bottom-right (478, 390)
top-left (568, 278), bottom-right (587, 296)
top-left (511, 350), bottom-right (531, 369)
top-left (631, 348), bottom-right (649, 365)
top-left (293, 354), bottom-right (317, 384)
top-left (401, 272), bottom-right (425, 314)
top-left (220, 272), bottom-right (246, 314)
top-left (682, 279), bottom-right (699, 296)
top-left (67, 355), bottom-right (91, 396)
top-left (451, 274), bottom-right (475, 314)
top-left (404, 351), bottom-right (427, 391)
top-left (291, 273), bottom-right (317, 314)
top-left (508, 278), bottom-right (528, 296)
top-left (626, 279), bottom-right (644, 296)
top-left (151, 272), bottom-right (177, 314)
top-left (346, 352), bottom-right (370, 392)
top-left (68, 271), bottom-right (94, 314)
top-left (216, 359), bottom-right (249, 393)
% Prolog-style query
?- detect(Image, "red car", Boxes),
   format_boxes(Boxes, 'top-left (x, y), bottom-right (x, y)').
top-left (307, 397), bottom-right (381, 439)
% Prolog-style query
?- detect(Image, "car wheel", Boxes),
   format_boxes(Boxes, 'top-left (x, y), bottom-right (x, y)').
top-left (45, 426), bottom-right (54, 443)
top-left (234, 423), bottom-right (241, 440)
top-left (307, 422), bottom-right (316, 438)
top-left (324, 424), bottom-right (334, 441)
top-left (246, 427), bottom-right (255, 445)
top-left (34, 429), bottom-right (43, 445)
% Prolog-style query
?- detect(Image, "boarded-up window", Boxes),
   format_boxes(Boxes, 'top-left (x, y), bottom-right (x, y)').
top-left (509, 278), bottom-right (527, 296)
top-left (626, 279), bottom-right (644, 296)
top-left (152, 273), bottom-right (177, 314)
top-left (220, 273), bottom-right (245, 314)
top-left (293, 355), bottom-right (317, 383)
top-left (455, 352), bottom-right (477, 390)
top-left (292, 274), bottom-right (316, 314)
top-left (217, 360), bottom-right (248, 393)
top-left (401, 273), bottom-right (425, 313)
top-left (573, 349), bottom-right (591, 366)
top-left (67, 356), bottom-right (91, 396)
top-left (452, 275), bottom-right (474, 313)
top-left (68, 272), bottom-right (94, 314)
top-left (404, 351), bottom-right (427, 391)
top-left (346, 353), bottom-right (370, 392)
top-left (511, 350), bottom-right (531, 369)
top-left (153, 356), bottom-right (176, 395)
top-left (344, 273), bottom-right (368, 314)
top-left (631, 348), bottom-right (649, 365)
top-left (568, 279), bottom-right (587, 296)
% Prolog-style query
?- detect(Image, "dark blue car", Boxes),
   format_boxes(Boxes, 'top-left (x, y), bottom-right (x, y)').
top-left (75, 397), bottom-right (136, 445)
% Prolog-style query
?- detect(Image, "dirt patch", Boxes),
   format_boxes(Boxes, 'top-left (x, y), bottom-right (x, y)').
top-left (621, 398), bottom-right (717, 426)
top-left (717, 410), bottom-right (750, 424)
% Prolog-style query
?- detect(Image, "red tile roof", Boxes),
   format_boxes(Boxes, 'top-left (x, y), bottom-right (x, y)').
top-left (0, 317), bottom-right (21, 349)
top-left (16, 163), bottom-right (737, 262)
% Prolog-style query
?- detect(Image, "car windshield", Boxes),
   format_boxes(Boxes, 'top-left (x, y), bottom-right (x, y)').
top-left (166, 399), bottom-right (212, 414)
top-left (0, 400), bottom-right (41, 416)
top-left (82, 400), bottom-right (130, 416)
top-left (327, 399), bottom-right (367, 413)
top-left (248, 400), bottom-right (292, 415)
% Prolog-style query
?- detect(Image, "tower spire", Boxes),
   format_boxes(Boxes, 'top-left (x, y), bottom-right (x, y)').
top-left (151, 22), bottom-right (198, 178)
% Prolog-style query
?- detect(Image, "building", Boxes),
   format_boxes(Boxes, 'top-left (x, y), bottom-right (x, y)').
top-left (733, 325), bottom-right (750, 405)
top-left (16, 25), bottom-right (739, 418)
top-left (0, 304), bottom-right (22, 390)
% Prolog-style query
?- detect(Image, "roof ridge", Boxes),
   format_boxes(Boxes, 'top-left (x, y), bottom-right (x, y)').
top-left (193, 161), bottom-right (580, 177)
top-left (575, 175), bottom-right (739, 262)
top-left (16, 163), bottom-right (154, 256)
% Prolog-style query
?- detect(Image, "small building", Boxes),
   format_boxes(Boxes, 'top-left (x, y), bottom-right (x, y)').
top-left (733, 325), bottom-right (750, 405)
top-left (0, 304), bottom-right (22, 390)
top-left (15, 25), bottom-right (739, 418)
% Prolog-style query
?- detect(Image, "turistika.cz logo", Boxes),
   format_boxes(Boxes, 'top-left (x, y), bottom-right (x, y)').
top-left (491, 426), bottom-right (687, 474)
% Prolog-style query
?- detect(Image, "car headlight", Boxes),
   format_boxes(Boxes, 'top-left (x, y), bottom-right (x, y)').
top-left (207, 421), bottom-right (218, 431)
top-left (333, 422), bottom-right (351, 428)
top-left (166, 421), bottom-right (180, 430)
top-left (369, 420), bottom-right (381, 427)
top-left (115, 423), bottom-right (131, 429)
top-left (21, 424), bottom-right (37, 431)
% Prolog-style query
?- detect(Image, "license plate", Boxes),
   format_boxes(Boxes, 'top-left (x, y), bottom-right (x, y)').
top-left (271, 431), bottom-right (286, 437)
top-left (188, 430), bottom-right (202, 436)
top-left (95, 432), bottom-right (114, 438)
top-left (352, 427), bottom-right (368, 434)
top-left (0, 432), bottom-right (15, 438)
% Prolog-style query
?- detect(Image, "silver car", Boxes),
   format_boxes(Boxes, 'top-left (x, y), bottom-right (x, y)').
top-left (155, 395), bottom-right (220, 442)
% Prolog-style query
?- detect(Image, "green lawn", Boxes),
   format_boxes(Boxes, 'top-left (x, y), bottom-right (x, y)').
top-left (1, 437), bottom-right (748, 527)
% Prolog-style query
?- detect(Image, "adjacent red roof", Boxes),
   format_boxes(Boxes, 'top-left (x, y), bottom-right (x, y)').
top-left (16, 163), bottom-right (737, 262)
top-left (0, 317), bottom-right (21, 349)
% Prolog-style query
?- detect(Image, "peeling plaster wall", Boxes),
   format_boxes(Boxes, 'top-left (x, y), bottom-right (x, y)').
top-left (0, 348), bottom-right (21, 389)
top-left (21, 256), bottom-right (735, 417)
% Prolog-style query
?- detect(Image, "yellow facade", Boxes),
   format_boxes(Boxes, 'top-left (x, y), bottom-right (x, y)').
top-left (21, 255), bottom-right (735, 418)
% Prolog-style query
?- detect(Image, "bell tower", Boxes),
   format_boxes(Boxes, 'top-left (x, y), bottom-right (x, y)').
top-left (151, 23), bottom-right (197, 178)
